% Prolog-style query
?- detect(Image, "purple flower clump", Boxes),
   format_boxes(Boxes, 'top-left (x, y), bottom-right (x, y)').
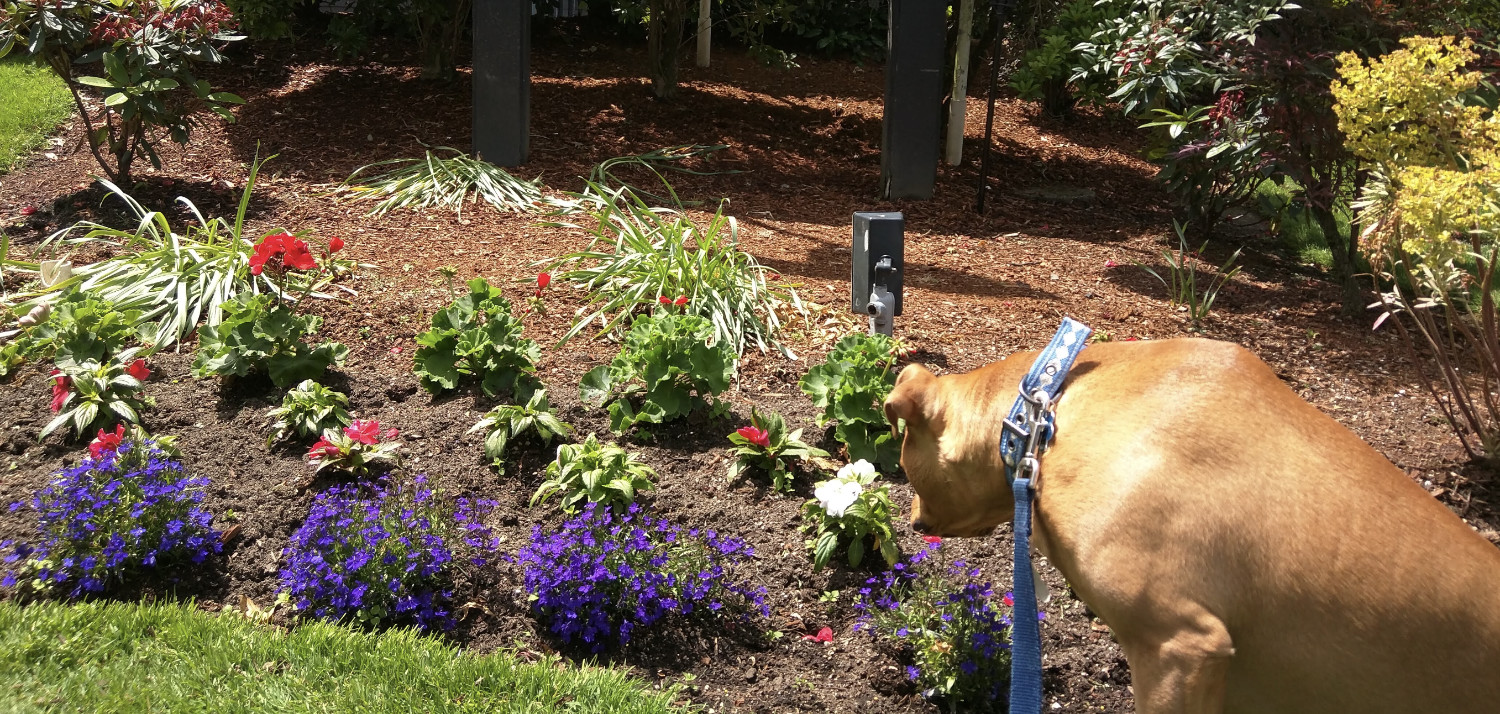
top-left (279, 475), bottom-right (498, 631)
top-left (515, 502), bottom-right (769, 652)
top-left (855, 542), bottom-right (1017, 710)
top-left (2, 439), bottom-right (220, 599)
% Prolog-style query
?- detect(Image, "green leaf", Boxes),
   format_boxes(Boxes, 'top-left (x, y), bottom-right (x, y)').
top-left (846, 537), bottom-right (865, 567)
top-left (813, 530), bottom-right (839, 570)
top-left (75, 76), bottom-right (116, 88)
top-left (103, 92), bottom-right (130, 107)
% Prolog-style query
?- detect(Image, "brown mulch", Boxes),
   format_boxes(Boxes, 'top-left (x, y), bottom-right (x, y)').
top-left (1, 34), bottom-right (1495, 714)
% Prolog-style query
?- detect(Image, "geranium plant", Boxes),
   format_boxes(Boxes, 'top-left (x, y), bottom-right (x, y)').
top-left (265, 379), bottom-right (352, 445)
top-left (41, 347), bottom-right (152, 440)
top-left (191, 291), bottom-right (348, 388)
top-left (278, 475), bottom-right (498, 631)
top-left (530, 434), bottom-right (655, 513)
top-left (856, 541), bottom-right (1018, 711)
top-left (800, 333), bottom-right (900, 471)
top-left (2, 432), bottom-right (220, 598)
top-left (726, 407), bottom-right (828, 493)
top-left (466, 388), bottom-right (573, 474)
top-left (413, 277), bottom-right (541, 398)
top-left (1, 292), bottom-right (145, 377)
top-left (515, 501), bottom-right (768, 652)
top-left (0, 0), bottom-right (245, 185)
top-left (802, 459), bottom-right (899, 571)
top-left (579, 310), bottom-right (735, 434)
top-left (306, 419), bottom-right (401, 476)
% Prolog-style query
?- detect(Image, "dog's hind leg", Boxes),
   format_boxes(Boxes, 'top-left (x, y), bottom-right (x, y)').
top-left (1118, 612), bottom-right (1234, 714)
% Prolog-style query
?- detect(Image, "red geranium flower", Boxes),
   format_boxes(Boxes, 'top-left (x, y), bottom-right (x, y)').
top-left (922, 535), bottom-right (943, 544)
top-left (1003, 593), bottom-right (1015, 607)
top-left (736, 426), bottom-right (771, 448)
top-left (802, 626), bottom-right (834, 643)
top-left (673, 295), bottom-right (688, 307)
top-left (306, 437), bottom-right (342, 461)
top-left (248, 233), bottom-right (288, 276)
top-left (328, 236), bottom-right (344, 253)
top-left (89, 424), bottom-right (127, 460)
top-left (280, 237), bottom-right (317, 271)
top-left (126, 358), bottom-right (150, 382)
top-left (536, 272), bottom-right (551, 289)
top-left (49, 371), bottom-right (72, 413)
top-left (20, 206), bottom-right (36, 216)
top-left (345, 419), bottom-right (382, 445)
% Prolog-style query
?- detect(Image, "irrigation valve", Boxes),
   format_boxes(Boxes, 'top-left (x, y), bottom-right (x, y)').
top-left (851, 212), bottom-right (905, 337)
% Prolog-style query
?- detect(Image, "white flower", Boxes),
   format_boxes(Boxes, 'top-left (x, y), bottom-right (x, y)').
top-left (39, 260), bottom-right (72, 288)
top-left (836, 459), bottom-right (877, 484)
top-left (815, 478), bottom-right (863, 518)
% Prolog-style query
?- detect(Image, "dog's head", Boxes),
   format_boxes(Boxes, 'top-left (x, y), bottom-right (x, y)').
top-left (884, 363), bottom-right (1016, 538)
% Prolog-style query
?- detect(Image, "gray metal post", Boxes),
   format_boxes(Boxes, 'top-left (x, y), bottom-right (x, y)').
top-left (472, 0), bottom-right (529, 167)
top-left (880, 0), bottom-right (945, 200)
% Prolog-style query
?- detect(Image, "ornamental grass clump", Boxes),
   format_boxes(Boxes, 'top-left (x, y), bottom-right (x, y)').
top-left (856, 542), bottom-right (1018, 712)
top-left (2, 433), bottom-right (220, 599)
top-left (278, 475), bottom-right (498, 631)
top-left (515, 502), bottom-right (768, 652)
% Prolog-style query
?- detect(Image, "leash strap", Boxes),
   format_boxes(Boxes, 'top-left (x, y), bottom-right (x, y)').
top-left (1003, 317), bottom-right (1092, 714)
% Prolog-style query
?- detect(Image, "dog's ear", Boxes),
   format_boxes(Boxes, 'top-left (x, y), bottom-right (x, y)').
top-left (885, 364), bottom-right (935, 431)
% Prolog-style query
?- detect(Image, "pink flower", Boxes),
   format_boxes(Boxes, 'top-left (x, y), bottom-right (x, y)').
top-left (307, 437), bottom-right (342, 461)
top-left (802, 626), bottom-right (834, 643)
top-left (89, 424), bottom-right (127, 460)
top-left (1104, 259), bottom-right (1118, 268)
top-left (344, 419), bottom-right (382, 445)
top-left (736, 426), bottom-right (771, 448)
top-left (126, 358), bottom-right (150, 382)
top-left (537, 272), bottom-right (551, 289)
top-left (49, 372), bottom-right (71, 413)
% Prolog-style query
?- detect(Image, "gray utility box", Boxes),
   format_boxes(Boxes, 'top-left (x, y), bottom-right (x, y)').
top-left (852, 212), bottom-right (904, 317)
top-left (880, 0), bottom-right (945, 200)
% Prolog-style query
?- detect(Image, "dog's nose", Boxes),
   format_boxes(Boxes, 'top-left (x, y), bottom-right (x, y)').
top-left (911, 519), bottom-right (932, 535)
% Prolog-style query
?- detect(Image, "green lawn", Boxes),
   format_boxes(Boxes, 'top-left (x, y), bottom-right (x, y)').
top-left (0, 58), bottom-right (73, 174)
top-left (0, 601), bottom-right (688, 713)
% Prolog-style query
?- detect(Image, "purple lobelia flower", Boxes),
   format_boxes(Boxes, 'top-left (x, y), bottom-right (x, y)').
top-left (513, 501), bottom-right (767, 653)
top-left (2, 438), bottom-right (220, 599)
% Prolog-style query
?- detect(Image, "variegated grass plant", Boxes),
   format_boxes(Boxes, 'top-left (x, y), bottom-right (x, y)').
top-left (544, 189), bottom-right (803, 357)
top-left (4, 156), bottom-right (347, 348)
top-left (337, 147), bottom-right (543, 218)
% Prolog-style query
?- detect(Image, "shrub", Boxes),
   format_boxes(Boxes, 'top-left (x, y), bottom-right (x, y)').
top-left (278, 475), bottom-right (498, 631)
top-left (725, 407), bottom-right (828, 494)
top-left (192, 292), bottom-right (348, 388)
top-left (7, 157), bottom-right (352, 348)
top-left (467, 388), bottom-right (573, 474)
top-left (799, 333), bottom-right (900, 471)
top-left (801, 460), bottom-right (898, 571)
top-left (2, 433), bottom-right (220, 598)
top-left (530, 434), bottom-right (655, 513)
top-left (41, 347), bottom-right (152, 440)
top-left (547, 192), bottom-right (804, 356)
top-left (580, 309), bottom-right (735, 434)
top-left (856, 542), bottom-right (1018, 711)
top-left (514, 501), bottom-right (768, 652)
top-left (1333, 36), bottom-right (1500, 459)
top-left (0, 0), bottom-right (245, 185)
top-left (413, 277), bottom-right (540, 398)
top-left (306, 419), bottom-right (402, 476)
top-left (265, 379), bottom-right (352, 445)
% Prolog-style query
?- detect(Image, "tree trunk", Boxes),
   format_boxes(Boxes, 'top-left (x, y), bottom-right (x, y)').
top-left (648, 0), bottom-right (688, 99)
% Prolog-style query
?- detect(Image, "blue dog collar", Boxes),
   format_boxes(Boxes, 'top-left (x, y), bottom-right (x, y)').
top-left (999, 317), bottom-right (1092, 483)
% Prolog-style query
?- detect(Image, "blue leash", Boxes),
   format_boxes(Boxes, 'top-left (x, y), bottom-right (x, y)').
top-left (1001, 318), bottom-right (1092, 714)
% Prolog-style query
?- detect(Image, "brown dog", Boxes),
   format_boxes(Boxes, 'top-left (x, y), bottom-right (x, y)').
top-left (883, 337), bottom-right (1500, 713)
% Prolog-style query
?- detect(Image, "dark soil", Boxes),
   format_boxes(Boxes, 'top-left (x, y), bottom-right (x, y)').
top-left (1, 33), bottom-right (1496, 714)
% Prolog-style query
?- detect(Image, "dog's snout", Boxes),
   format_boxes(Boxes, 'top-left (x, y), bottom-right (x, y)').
top-left (911, 519), bottom-right (932, 535)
